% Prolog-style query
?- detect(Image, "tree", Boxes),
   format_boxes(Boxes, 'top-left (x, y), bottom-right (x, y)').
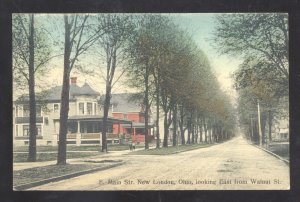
top-left (233, 58), bottom-right (286, 144)
top-left (158, 28), bottom-right (199, 147)
top-left (57, 14), bottom-right (101, 165)
top-left (125, 14), bottom-right (237, 149)
top-left (213, 13), bottom-right (288, 93)
top-left (126, 15), bottom-right (184, 149)
top-left (213, 13), bottom-right (288, 144)
top-left (95, 14), bottom-right (136, 152)
top-left (13, 14), bottom-right (53, 162)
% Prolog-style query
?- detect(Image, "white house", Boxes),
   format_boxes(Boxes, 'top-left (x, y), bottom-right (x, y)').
top-left (13, 77), bottom-right (132, 146)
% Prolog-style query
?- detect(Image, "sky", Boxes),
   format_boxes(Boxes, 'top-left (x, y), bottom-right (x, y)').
top-left (171, 13), bottom-right (242, 99)
top-left (13, 13), bottom-right (242, 103)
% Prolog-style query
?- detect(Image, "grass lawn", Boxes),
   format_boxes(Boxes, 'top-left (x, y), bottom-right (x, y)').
top-left (13, 163), bottom-right (114, 187)
top-left (14, 144), bottom-right (143, 152)
top-left (13, 144), bottom-right (145, 162)
top-left (129, 143), bottom-right (212, 155)
top-left (13, 152), bottom-right (101, 162)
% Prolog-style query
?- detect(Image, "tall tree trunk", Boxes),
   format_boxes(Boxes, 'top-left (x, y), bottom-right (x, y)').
top-left (144, 65), bottom-right (149, 150)
top-left (191, 124), bottom-right (195, 144)
top-left (195, 123), bottom-right (198, 144)
top-left (261, 112), bottom-right (267, 145)
top-left (57, 15), bottom-right (71, 165)
top-left (187, 115), bottom-right (192, 144)
top-left (191, 112), bottom-right (195, 144)
top-left (268, 110), bottom-right (273, 142)
top-left (208, 119), bottom-right (212, 143)
top-left (155, 87), bottom-right (160, 148)
top-left (203, 117), bottom-right (207, 142)
top-left (102, 46), bottom-right (118, 152)
top-left (179, 105), bottom-right (185, 145)
top-left (250, 116), bottom-right (254, 142)
top-left (101, 83), bottom-right (111, 152)
top-left (199, 117), bottom-right (203, 142)
top-left (221, 128), bottom-right (223, 141)
top-left (212, 124), bottom-right (215, 142)
top-left (179, 120), bottom-right (185, 145)
top-left (27, 14), bottom-right (37, 162)
top-left (172, 104), bottom-right (177, 146)
top-left (254, 120), bottom-right (259, 144)
top-left (163, 109), bottom-right (170, 147)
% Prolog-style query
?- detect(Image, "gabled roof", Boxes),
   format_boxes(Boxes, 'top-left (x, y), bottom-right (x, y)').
top-left (100, 93), bottom-right (142, 113)
top-left (79, 83), bottom-right (99, 95)
top-left (47, 83), bottom-right (99, 101)
top-left (15, 83), bottom-right (100, 103)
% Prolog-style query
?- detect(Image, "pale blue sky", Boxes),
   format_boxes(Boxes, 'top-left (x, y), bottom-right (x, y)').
top-left (170, 13), bottom-right (241, 98)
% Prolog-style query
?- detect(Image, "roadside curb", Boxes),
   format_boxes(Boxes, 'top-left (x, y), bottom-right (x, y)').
top-left (14, 161), bottom-right (125, 191)
top-left (171, 144), bottom-right (214, 155)
top-left (128, 143), bottom-right (215, 156)
top-left (251, 144), bottom-right (289, 165)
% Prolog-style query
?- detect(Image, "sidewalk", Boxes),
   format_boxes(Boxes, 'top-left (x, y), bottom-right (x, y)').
top-left (13, 146), bottom-right (156, 190)
top-left (251, 144), bottom-right (289, 164)
top-left (13, 146), bottom-right (148, 171)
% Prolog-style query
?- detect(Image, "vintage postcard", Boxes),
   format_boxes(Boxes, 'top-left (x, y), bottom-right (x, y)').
top-left (12, 13), bottom-right (289, 191)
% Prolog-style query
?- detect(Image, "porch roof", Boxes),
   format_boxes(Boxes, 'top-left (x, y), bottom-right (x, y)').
top-left (55, 115), bottom-right (132, 124)
top-left (121, 122), bottom-right (155, 128)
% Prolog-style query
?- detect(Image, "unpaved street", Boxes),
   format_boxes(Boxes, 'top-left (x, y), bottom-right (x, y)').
top-left (30, 136), bottom-right (289, 190)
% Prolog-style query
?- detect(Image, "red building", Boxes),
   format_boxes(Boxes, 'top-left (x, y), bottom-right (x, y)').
top-left (109, 93), bottom-right (154, 144)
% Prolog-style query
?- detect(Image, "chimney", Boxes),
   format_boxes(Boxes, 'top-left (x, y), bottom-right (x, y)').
top-left (70, 77), bottom-right (77, 85)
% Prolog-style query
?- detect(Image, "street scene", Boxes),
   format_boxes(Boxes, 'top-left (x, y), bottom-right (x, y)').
top-left (26, 136), bottom-right (289, 190)
top-left (13, 13), bottom-right (289, 191)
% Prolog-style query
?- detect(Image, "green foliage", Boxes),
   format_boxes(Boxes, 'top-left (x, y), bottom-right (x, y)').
top-left (213, 13), bottom-right (289, 142)
top-left (12, 14), bottom-right (52, 90)
top-left (213, 13), bottom-right (288, 90)
top-left (125, 14), bottom-right (237, 143)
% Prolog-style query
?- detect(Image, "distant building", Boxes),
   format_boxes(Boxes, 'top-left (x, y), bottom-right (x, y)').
top-left (108, 93), bottom-right (155, 145)
top-left (272, 118), bottom-right (289, 142)
top-left (13, 77), bottom-right (135, 146)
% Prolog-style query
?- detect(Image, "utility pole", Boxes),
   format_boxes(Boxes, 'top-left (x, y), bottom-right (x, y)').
top-left (250, 115), bottom-right (253, 142)
top-left (257, 100), bottom-right (263, 146)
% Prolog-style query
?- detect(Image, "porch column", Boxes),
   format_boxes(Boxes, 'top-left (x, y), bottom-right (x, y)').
top-left (52, 121), bottom-right (58, 146)
top-left (130, 122), bottom-right (133, 142)
top-left (133, 128), bottom-right (136, 143)
top-left (76, 121), bottom-right (81, 146)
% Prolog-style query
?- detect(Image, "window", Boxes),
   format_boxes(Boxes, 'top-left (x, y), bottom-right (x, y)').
top-left (23, 105), bottom-right (30, 117)
top-left (79, 103), bottom-right (84, 115)
top-left (22, 125), bottom-right (42, 136)
top-left (16, 125), bottom-right (18, 136)
top-left (23, 125), bottom-right (29, 136)
top-left (36, 105), bottom-right (41, 117)
top-left (23, 105), bottom-right (41, 117)
top-left (281, 133), bottom-right (288, 139)
top-left (87, 102), bottom-right (92, 115)
top-left (53, 104), bottom-right (60, 113)
top-left (16, 106), bottom-right (19, 117)
top-left (68, 122), bottom-right (78, 133)
top-left (86, 122), bottom-right (95, 133)
top-left (94, 103), bottom-right (97, 115)
top-left (44, 117), bottom-right (49, 125)
top-left (107, 126), bottom-right (113, 133)
top-left (136, 128), bottom-right (145, 135)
